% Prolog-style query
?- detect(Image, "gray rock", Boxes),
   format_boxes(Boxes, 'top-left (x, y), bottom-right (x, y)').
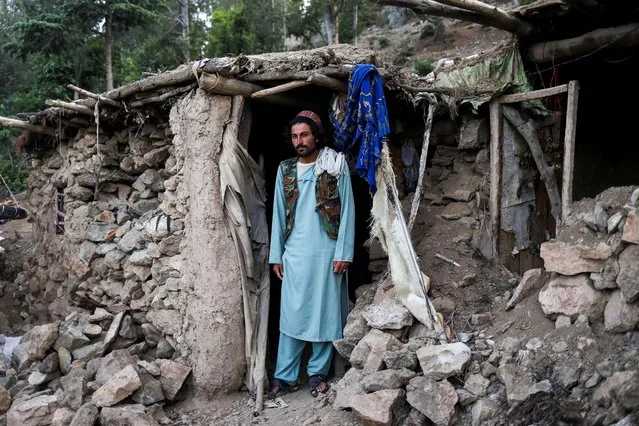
top-left (51, 408), bottom-right (75, 426)
top-left (458, 118), bottom-right (488, 150)
top-left (137, 360), bottom-right (160, 377)
top-left (13, 323), bottom-right (59, 371)
top-left (552, 362), bottom-right (582, 389)
top-left (92, 364), bottom-right (142, 407)
top-left (471, 398), bottom-right (502, 426)
top-left (57, 348), bottom-right (73, 375)
top-left (141, 323), bottom-right (162, 347)
top-left (383, 347), bottom-right (418, 370)
top-left (350, 389), bottom-right (405, 426)
top-left (132, 199), bottom-right (160, 216)
top-left (406, 376), bottom-right (457, 426)
top-left (82, 324), bottom-right (102, 338)
top-left (89, 307), bottom-right (113, 322)
top-left (78, 241), bottom-right (98, 265)
top-left (593, 371), bottom-right (639, 409)
top-left (103, 312), bottom-right (125, 352)
top-left (60, 368), bottom-right (92, 410)
top-left (604, 290), bottom-right (639, 333)
top-left (129, 250), bottom-right (153, 266)
top-left (28, 371), bottom-right (58, 386)
top-left (96, 349), bottom-right (136, 386)
top-left (71, 341), bottom-right (103, 362)
top-left (104, 249), bottom-right (126, 269)
top-left (69, 403), bottom-right (98, 426)
top-left (118, 228), bottom-right (146, 253)
top-left (608, 212), bottom-right (624, 233)
top-left (118, 315), bottom-right (137, 340)
top-left (333, 339), bottom-right (357, 360)
top-left (540, 241), bottom-right (609, 275)
top-left (99, 403), bottom-right (157, 425)
top-left (538, 274), bottom-right (608, 321)
top-left (616, 244), bottom-right (639, 302)
top-left (157, 359), bottom-right (191, 400)
top-left (147, 309), bottom-right (181, 336)
top-left (6, 394), bottom-right (58, 426)
top-left (555, 315), bottom-right (572, 328)
top-left (85, 223), bottom-right (118, 243)
top-left (464, 373), bottom-right (490, 397)
top-left (39, 352), bottom-right (59, 373)
top-left (96, 243), bottom-right (118, 255)
top-left (591, 258), bottom-right (620, 290)
top-left (131, 370), bottom-right (165, 406)
top-left (416, 342), bottom-right (470, 380)
top-left (363, 297), bottom-right (413, 330)
top-left (506, 268), bottom-right (547, 310)
top-left (361, 368), bottom-right (416, 392)
top-left (350, 329), bottom-right (402, 374)
top-left (333, 368), bottom-right (365, 410)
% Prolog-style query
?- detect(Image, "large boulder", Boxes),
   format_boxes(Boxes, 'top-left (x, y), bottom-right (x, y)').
top-left (538, 274), bottom-right (608, 321)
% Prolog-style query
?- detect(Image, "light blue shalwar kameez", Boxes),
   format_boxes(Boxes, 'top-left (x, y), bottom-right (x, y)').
top-left (269, 160), bottom-right (355, 385)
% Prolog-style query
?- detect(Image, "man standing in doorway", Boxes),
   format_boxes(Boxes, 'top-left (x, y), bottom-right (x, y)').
top-left (268, 110), bottom-right (355, 398)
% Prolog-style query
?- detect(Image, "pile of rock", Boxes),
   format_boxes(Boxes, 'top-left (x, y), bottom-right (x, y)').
top-left (332, 277), bottom-right (639, 425)
top-left (537, 186), bottom-right (639, 333)
top-left (1, 307), bottom-right (191, 425)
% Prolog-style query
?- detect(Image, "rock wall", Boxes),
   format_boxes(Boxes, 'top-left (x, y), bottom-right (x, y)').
top-left (538, 186), bottom-right (639, 332)
top-left (18, 89), bottom-right (245, 397)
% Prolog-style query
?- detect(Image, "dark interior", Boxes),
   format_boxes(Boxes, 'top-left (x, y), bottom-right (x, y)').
top-left (527, 50), bottom-right (639, 201)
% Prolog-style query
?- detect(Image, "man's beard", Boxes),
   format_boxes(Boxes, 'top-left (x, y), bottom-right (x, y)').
top-left (296, 145), bottom-right (316, 157)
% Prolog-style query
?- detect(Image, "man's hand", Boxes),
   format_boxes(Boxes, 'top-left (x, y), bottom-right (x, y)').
top-left (273, 264), bottom-right (284, 280)
top-left (333, 261), bottom-right (350, 274)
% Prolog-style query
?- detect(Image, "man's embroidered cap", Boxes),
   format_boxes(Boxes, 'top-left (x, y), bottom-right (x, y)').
top-left (296, 110), bottom-right (324, 133)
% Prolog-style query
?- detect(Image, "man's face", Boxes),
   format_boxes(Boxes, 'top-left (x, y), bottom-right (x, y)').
top-left (291, 123), bottom-right (318, 158)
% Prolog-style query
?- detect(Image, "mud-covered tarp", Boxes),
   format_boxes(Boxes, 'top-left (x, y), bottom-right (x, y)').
top-left (430, 43), bottom-right (546, 114)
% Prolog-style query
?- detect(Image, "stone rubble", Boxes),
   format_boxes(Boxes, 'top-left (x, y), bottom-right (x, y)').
top-left (1, 307), bottom-right (190, 425)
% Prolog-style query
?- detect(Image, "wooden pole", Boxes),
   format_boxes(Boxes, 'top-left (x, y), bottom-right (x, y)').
top-left (251, 80), bottom-right (311, 99)
top-left (45, 99), bottom-right (94, 116)
top-left (489, 100), bottom-right (503, 262)
top-left (67, 84), bottom-right (122, 108)
top-left (502, 105), bottom-right (562, 222)
top-left (307, 73), bottom-right (348, 93)
top-left (562, 80), bottom-right (580, 220)
top-left (0, 116), bottom-right (57, 136)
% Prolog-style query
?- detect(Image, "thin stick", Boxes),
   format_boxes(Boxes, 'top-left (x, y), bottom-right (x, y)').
top-left (45, 99), bottom-right (94, 115)
top-left (307, 73), bottom-right (348, 93)
top-left (251, 80), bottom-right (311, 99)
top-left (435, 253), bottom-right (460, 267)
top-left (0, 116), bottom-right (57, 136)
top-left (562, 80), bottom-right (580, 220)
top-left (67, 84), bottom-right (122, 108)
top-left (128, 83), bottom-right (197, 108)
top-left (408, 101), bottom-right (436, 231)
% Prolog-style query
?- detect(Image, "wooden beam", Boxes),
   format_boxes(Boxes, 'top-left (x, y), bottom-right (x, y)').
top-left (67, 84), bottom-right (122, 108)
top-left (0, 116), bottom-right (57, 136)
top-left (200, 72), bottom-right (323, 110)
top-left (45, 99), bottom-right (94, 116)
top-left (377, 0), bottom-right (536, 38)
top-left (562, 81), bottom-right (579, 220)
top-left (307, 73), bottom-right (348, 93)
top-left (251, 80), bottom-right (311, 99)
top-left (489, 100), bottom-right (502, 262)
top-left (524, 23), bottom-right (639, 63)
top-left (496, 84), bottom-right (568, 104)
top-left (200, 72), bottom-right (264, 97)
top-left (502, 105), bottom-right (562, 222)
top-left (433, 0), bottom-right (535, 37)
top-left (103, 63), bottom-right (195, 100)
top-left (128, 83), bottom-right (197, 108)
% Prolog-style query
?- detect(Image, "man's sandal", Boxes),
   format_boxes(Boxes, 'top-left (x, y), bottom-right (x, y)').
top-left (309, 375), bottom-right (330, 397)
top-left (265, 378), bottom-right (297, 400)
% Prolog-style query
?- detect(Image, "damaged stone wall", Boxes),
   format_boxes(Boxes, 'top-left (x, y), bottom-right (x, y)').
top-left (17, 89), bottom-right (246, 399)
top-left (539, 186), bottom-right (639, 333)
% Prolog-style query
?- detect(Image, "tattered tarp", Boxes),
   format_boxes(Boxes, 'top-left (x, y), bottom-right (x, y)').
top-left (219, 100), bottom-right (270, 398)
top-left (430, 43), bottom-right (545, 114)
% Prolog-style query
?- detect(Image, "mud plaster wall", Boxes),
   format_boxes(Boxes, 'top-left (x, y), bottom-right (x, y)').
top-left (169, 90), bottom-right (245, 394)
top-left (19, 89), bottom-right (245, 397)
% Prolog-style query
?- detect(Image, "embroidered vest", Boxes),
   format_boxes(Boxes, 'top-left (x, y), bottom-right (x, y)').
top-left (281, 158), bottom-right (341, 241)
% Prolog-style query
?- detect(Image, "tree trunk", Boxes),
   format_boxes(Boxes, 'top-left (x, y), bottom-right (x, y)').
top-left (324, 1), bottom-right (339, 45)
top-left (353, 1), bottom-right (359, 46)
top-left (178, 0), bottom-right (190, 62)
top-left (105, 8), bottom-right (114, 91)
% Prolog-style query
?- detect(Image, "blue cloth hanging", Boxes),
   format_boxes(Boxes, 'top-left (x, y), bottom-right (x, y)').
top-left (330, 64), bottom-right (390, 194)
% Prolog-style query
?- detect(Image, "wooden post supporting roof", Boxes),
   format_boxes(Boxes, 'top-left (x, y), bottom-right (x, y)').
top-left (489, 100), bottom-right (503, 262)
top-left (562, 81), bottom-right (580, 219)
